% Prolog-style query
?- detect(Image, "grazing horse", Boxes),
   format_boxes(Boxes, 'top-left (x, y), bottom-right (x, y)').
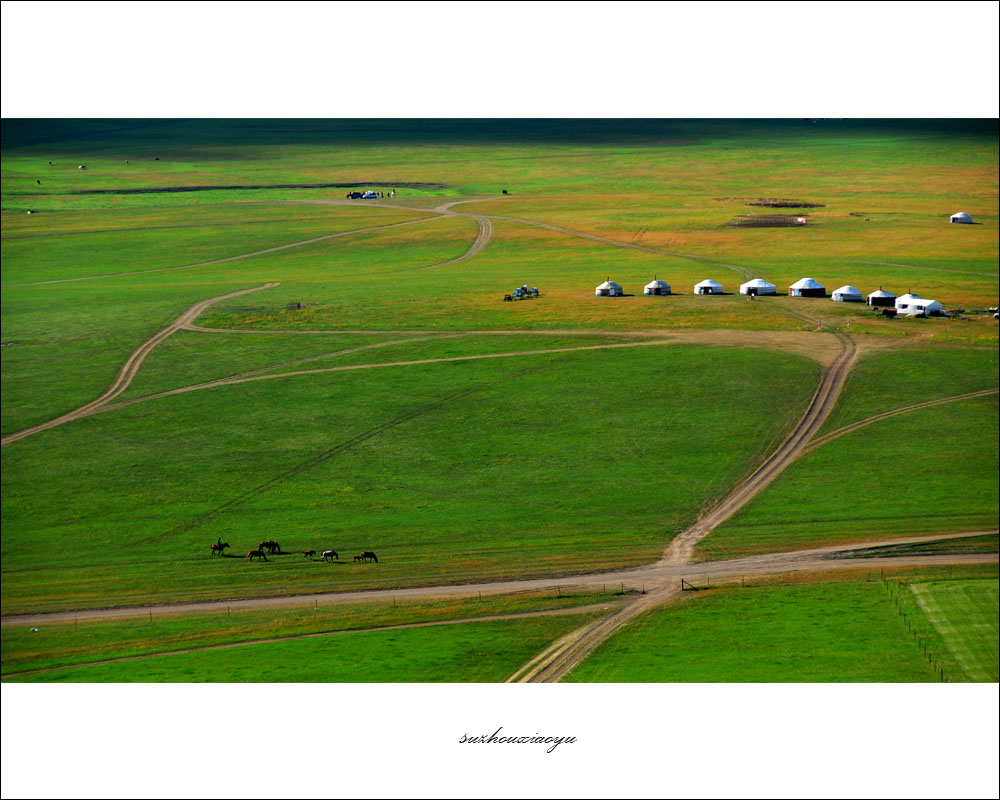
top-left (303, 550), bottom-right (316, 559)
top-left (246, 549), bottom-right (267, 561)
top-left (361, 551), bottom-right (378, 564)
top-left (353, 555), bottom-right (364, 563)
top-left (321, 550), bottom-right (338, 562)
top-left (259, 540), bottom-right (281, 555)
top-left (210, 542), bottom-right (230, 556)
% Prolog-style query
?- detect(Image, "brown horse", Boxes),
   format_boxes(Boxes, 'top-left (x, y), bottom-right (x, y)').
top-left (361, 551), bottom-right (378, 563)
top-left (246, 549), bottom-right (267, 561)
top-left (259, 540), bottom-right (281, 554)
top-left (210, 542), bottom-right (229, 556)
top-left (303, 550), bottom-right (316, 559)
top-left (353, 555), bottom-right (364, 563)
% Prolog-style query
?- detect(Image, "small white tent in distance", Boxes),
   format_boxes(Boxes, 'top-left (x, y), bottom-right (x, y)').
top-left (643, 278), bottom-right (671, 296)
top-left (739, 278), bottom-right (777, 296)
top-left (950, 212), bottom-right (973, 224)
top-left (694, 279), bottom-right (723, 295)
top-left (789, 277), bottom-right (826, 297)
top-left (831, 285), bottom-right (864, 302)
top-left (595, 279), bottom-right (624, 297)
top-left (867, 288), bottom-right (896, 307)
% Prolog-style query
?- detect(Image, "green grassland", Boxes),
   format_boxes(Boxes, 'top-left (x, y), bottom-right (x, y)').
top-left (907, 578), bottom-right (998, 682)
top-left (697, 395), bottom-right (999, 559)
top-left (2, 119), bottom-right (997, 679)
top-left (1, 589), bottom-right (610, 677)
top-left (565, 566), bottom-right (998, 682)
top-left (4, 610), bottom-right (604, 683)
top-left (0, 203), bottom-right (433, 285)
top-left (1, 344), bottom-right (818, 614)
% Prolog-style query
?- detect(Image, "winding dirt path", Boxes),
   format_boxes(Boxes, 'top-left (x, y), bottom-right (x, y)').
top-left (0, 283), bottom-right (279, 447)
top-left (805, 387), bottom-right (999, 452)
top-left (662, 335), bottom-right (858, 565)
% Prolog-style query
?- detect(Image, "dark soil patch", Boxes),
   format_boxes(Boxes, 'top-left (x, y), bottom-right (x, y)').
top-left (66, 181), bottom-right (451, 196)
top-left (748, 198), bottom-right (825, 208)
top-left (728, 215), bottom-right (808, 228)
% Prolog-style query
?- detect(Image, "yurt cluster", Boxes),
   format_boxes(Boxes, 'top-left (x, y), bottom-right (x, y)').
top-left (596, 276), bottom-right (947, 317)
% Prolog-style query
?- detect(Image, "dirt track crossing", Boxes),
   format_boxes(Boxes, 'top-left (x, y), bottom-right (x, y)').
top-left (3, 533), bottom-right (994, 629)
top-left (517, 335), bottom-right (862, 681)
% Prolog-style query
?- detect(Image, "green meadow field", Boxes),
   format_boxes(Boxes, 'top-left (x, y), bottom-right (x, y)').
top-left (2, 119), bottom-right (997, 681)
top-left (565, 565), bottom-right (998, 682)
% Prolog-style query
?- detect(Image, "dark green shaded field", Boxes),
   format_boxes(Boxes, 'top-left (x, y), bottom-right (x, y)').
top-left (833, 533), bottom-right (998, 559)
top-left (5, 611), bottom-right (603, 683)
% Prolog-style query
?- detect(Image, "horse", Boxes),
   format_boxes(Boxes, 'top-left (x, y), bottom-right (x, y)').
top-left (246, 549), bottom-right (267, 561)
top-left (210, 542), bottom-right (230, 556)
top-left (259, 540), bottom-right (281, 554)
top-left (321, 550), bottom-right (338, 562)
top-left (303, 550), bottom-right (316, 559)
top-left (353, 555), bottom-right (364, 563)
top-left (361, 551), bottom-right (378, 564)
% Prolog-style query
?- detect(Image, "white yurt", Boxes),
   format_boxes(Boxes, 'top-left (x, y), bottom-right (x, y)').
top-left (643, 278), bottom-right (671, 296)
top-left (694, 279), bottom-right (724, 295)
top-left (595, 279), bottom-right (624, 297)
top-left (895, 293), bottom-right (945, 317)
top-left (950, 212), bottom-right (973, 224)
top-left (739, 278), bottom-right (777, 296)
top-left (789, 277), bottom-right (826, 297)
top-left (867, 288), bottom-right (896, 307)
top-left (831, 285), bottom-right (864, 303)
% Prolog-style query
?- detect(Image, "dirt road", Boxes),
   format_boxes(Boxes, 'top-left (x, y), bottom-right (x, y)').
top-left (4, 532), bottom-right (994, 628)
top-left (662, 335), bottom-right (857, 565)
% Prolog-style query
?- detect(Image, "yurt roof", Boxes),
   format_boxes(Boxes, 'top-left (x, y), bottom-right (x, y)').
top-left (597, 280), bottom-right (622, 290)
top-left (790, 277), bottom-right (825, 290)
top-left (868, 289), bottom-right (896, 298)
top-left (833, 285), bottom-right (862, 296)
top-left (951, 211), bottom-right (972, 218)
top-left (695, 279), bottom-right (723, 288)
top-left (741, 278), bottom-right (776, 289)
top-left (645, 279), bottom-right (670, 289)
top-left (896, 293), bottom-right (924, 303)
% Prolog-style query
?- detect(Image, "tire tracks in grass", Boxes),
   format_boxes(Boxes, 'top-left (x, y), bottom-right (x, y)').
top-left (804, 387), bottom-right (999, 452)
top-left (844, 258), bottom-right (999, 279)
top-left (162, 384), bottom-right (483, 538)
top-left (4, 215), bottom-right (441, 287)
